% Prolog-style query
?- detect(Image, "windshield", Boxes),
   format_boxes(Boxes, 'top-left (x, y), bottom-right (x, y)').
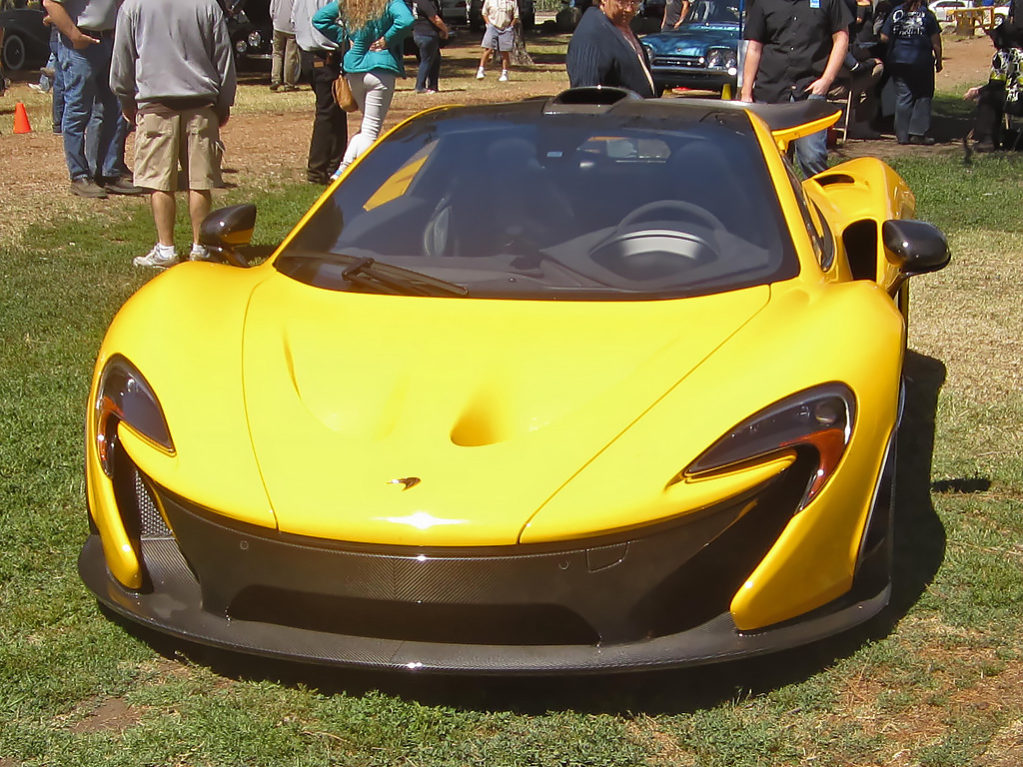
top-left (277, 109), bottom-right (797, 300)
top-left (684, 1), bottom-right (741, 23)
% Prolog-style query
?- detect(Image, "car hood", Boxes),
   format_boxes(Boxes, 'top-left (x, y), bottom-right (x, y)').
top-left (642, 24), bottom-right (739, 56)
top-left (242, 273), bottom-right (769, 546)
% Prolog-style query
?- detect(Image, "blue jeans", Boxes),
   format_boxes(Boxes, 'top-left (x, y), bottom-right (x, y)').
top-left (49, 29), bottom-right (65, 132)
top-left (57, 33), bottom-right (124, 181)
top-left (413, 33), bottom-right (441, 92)
top-left (889, 63), bottom-right (934, 143)
top-left (792, 93), bottom-right (829, 177)
top-left (86, 101), bottom-right (131, 179)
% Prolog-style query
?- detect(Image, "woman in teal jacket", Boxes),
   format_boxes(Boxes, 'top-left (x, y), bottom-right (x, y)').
top-left (313, 0), bottom-right (413, 177)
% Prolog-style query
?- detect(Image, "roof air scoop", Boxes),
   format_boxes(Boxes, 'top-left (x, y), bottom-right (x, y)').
top-left (544, 86), bottom-right (643, 115)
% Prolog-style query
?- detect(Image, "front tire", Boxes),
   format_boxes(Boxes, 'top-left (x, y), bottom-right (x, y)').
top-left (2, 32), bottom-right (27, 72)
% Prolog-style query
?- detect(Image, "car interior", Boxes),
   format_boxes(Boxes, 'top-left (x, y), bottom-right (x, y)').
top-left (281, 118), bottom-right (798, 299)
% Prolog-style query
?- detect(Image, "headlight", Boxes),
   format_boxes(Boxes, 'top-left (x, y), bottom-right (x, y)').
top-left (643, 43), bottom-right (654, 59)
top-left (235, 39), bottom-right (247, 54)
top-left (683, 384), bottom-right (856, 510)
top-left (247, 30), bottom-right (262, 49)
top-left (94, 356), bottom-right (174, 477)
top-left (706, 47), bottom-right (734, 70)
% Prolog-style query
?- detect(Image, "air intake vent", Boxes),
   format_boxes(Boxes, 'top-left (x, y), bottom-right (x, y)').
top-left (135, 469), bottom-right (173, 539)
top-left (543, 86), bottom-right (643, 114)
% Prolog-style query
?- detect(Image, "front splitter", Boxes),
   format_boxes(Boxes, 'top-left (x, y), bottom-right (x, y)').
top-left (79, 535), bottom-right (889, 674)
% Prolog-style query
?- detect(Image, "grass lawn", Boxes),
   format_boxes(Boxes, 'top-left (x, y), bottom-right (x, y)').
top-left (2, 50), bottom-right (1022, 767)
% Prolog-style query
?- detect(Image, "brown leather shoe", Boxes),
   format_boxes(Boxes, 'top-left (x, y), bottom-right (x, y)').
top-left (70, 178), bottom-right (108, 199)
top-left (101, 177), bottom-right (145, 196)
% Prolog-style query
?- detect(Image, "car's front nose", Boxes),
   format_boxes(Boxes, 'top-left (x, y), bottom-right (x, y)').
top-left (78, 436), bottom-right (891, 673)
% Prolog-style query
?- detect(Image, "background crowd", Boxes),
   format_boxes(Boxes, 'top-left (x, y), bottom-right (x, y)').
top-left (567, 0), bottom-right (1023, 165)
top-left (4, 0), bottom-right (1023, 265)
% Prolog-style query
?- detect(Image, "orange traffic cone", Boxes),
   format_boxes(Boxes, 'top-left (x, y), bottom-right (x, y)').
top-left (13, 101), bottom-right (32, 134)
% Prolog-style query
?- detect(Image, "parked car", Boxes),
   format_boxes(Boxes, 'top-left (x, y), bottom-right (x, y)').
top-left (225, 0), bottom-right (273, 66)
top-left (79, 88), bottom-right (949, 674)
top-left (439, 0), bottom-right (468, 25)
top-left (0, 6), bottom-right (48, 72)
top-left (641, 0), bottom-right (741, 95)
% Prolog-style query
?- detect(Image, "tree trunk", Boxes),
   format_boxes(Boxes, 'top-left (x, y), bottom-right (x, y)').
top-left (510, 22), bottom-right (533, 67)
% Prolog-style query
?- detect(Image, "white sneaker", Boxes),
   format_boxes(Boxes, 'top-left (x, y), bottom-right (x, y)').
top-left (499, 70), bottom-right (509, 82)
top-left (133, 244), bottom-right (178, 269)
top-left (476, 67), bottom-right (485, 80)
top-left (188, 244), bottom-right (210, 261)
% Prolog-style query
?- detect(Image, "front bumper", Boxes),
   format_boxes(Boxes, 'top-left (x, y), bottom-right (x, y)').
top-left (649, 63), bottom-right (735, 93)
top-left (79, 461), bottom-right (890, 674)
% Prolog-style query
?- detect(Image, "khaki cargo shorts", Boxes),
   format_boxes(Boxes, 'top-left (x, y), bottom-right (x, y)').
top-left (134, 106), bottom-right (222, 192)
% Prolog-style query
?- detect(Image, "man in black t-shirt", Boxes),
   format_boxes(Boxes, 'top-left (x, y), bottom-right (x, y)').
top-left (740, 0), bottom-right (852, 176)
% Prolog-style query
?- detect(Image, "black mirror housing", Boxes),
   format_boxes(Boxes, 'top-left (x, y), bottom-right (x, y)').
top-left (199, 204), bottom-right (257, 267)
top-left (882, 219), bottom-right (950, 276)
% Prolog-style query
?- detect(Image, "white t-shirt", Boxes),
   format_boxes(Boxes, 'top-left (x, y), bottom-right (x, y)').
top-left (482, 0), bottom-right (519, 30)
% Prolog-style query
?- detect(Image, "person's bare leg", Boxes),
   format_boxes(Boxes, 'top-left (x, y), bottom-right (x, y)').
top-left (188, 189), bottom-right (212, 246)
top-left (478, 48), bottom-right (492, 70)
top-left (152, 190), bottom-right (176, 247)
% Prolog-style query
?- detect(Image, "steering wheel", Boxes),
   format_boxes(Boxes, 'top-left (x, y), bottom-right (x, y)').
top-left (616, 199), bottom-right (725, 232)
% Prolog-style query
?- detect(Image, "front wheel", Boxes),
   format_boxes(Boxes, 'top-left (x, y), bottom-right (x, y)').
top-left (2, 32), bottom-right (27, 72)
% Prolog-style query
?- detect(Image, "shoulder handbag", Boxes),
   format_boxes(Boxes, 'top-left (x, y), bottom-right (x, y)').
top-left (331, 16), bottom-right (358, 113)
top-left (333, 74), bottom-right (358, 112)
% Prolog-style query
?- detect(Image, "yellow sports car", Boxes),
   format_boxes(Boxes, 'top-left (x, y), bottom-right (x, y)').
top-left (80, 88), bottom-right (950, 673)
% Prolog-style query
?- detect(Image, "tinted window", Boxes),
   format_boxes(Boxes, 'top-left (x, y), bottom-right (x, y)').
top-left (278, 111), bottom-right (798, 300)
top-left (685, 1), bottom-right (741, 23)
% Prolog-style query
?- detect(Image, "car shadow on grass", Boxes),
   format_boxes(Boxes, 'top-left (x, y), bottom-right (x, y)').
top-left (106, 352), bottom-right (948, 714)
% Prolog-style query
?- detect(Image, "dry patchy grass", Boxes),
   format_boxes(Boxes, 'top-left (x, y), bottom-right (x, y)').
top-left (909, 232), bottom-right (1023, 404)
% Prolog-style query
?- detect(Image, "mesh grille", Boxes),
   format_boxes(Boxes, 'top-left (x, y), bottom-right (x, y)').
top-left (135, 468), bottom-right (172, 539)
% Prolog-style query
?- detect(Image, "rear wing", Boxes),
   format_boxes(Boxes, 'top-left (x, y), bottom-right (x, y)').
top-left (657, 97), bottom-right (844, 150)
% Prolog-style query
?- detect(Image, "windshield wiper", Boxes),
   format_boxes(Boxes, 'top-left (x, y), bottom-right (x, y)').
top-left (280, 253), bottom-right (469, 297)
top-left (340, 256), bottom-right (468, 297)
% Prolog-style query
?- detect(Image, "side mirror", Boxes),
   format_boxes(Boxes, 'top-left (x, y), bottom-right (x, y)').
top-left (199, 204), bottom-right (257, 268)
top-left (882, 219), bottom-right (950, 276)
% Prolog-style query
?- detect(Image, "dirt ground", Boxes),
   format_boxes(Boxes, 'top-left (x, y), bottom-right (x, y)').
top-left (0, 31), bottom-right (999, 247)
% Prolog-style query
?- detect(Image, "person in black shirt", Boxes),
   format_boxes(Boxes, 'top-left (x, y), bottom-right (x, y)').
top-left (410, 0), bottom-right (449, 93)
top-left (741, 0), bottom-right (852, 175)
top-left (880, 0), bottom-right (942, 145)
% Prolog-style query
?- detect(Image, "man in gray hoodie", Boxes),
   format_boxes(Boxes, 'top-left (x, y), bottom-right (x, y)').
top-left (110, 0), bottom-right (236, 268)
